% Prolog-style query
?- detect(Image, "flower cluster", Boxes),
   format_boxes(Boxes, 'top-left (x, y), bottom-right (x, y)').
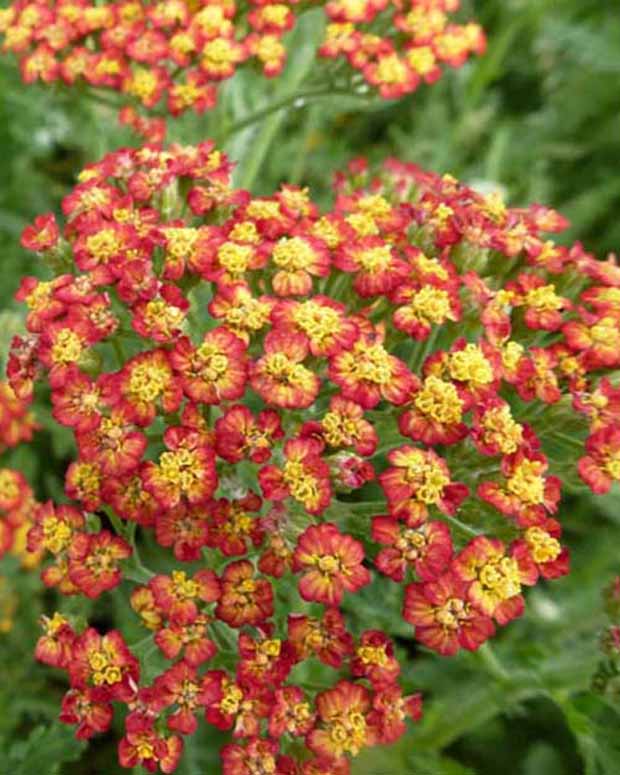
top-left (0, 0), bottom-right (484, 139)
top-left (0, 383), bottom-right (41, 632)
top-left (0, 379), bottom-right (38, 452)
top-left (15, 141), bottom-right (619, 771)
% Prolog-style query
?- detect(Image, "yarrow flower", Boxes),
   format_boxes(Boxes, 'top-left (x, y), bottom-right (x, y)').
top-left (12, 141), bottom-right (619, 772)
top-left (0, 0), bottom-right (484, 139)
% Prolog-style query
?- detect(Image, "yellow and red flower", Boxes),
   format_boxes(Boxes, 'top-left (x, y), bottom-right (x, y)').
top-left (142, 426), bottom-right (218, 508)
top-left (372, 516), bottom-right (453, 582)
top-left (215, 560), bottom-right (274, 628)
top-left (452, 536), bottom-right (536, 624)
top-left (170, 328), bottom-right (248, 405)
top-left (259, 437), bottom-right (332, 516)
top-left (478, 448), bottom-right (561, 526)
top-left (287, 608), bottom-right (354, 667)
top-left (293, 523), bottom-right (370, 605)
top-left (306, 680), bottom-right (371, 761)
top-left (403, 572), bottom-right (495, 656)
top-left (301, 395), bottom-right (378, 455)
top-left (251, 330), bottom-right (321, 409)
top-left (398, 374), bottom-right (467, 446)
top-left (329, 332), bottom-right (414, 409)
top-left (215, 404), bottom-right (284, 464)
top-left (68, 530), bottom-right (131, 599)
top-left (379, 445), bottom-right (468, 523)
top-left (271, 296), bottom-right (358, 357)
top-left (578, 426), bottom-right (620, 494)
top-left (150, 569), bottom-right (221, 626)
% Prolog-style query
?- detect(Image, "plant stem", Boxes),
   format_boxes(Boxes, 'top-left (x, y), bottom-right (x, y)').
top-left (477, 642), bottom-right (511, 683)
top-left (224, 87), bottom-right (372, 140)
top-left (443, 513), bottom-right (483, 538)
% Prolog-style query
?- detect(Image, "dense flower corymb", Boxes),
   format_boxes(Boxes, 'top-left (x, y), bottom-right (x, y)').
top-left (15, 141), bottom-right (619, 773)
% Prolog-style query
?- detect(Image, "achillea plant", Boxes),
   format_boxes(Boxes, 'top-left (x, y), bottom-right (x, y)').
top-left (12, 141), bottom-right (620, 773)
top-left (0, 0), bottom-right (484, 139)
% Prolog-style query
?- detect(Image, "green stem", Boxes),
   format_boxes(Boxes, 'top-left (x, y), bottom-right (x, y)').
top-left (477, 642), bottom-right (511, 683)
top-left (111, 336), bottom-right (126, 369)
top-left (225, 87), bottom-right (372, 140)
top-left (443, 513), bottom-right (483, 538)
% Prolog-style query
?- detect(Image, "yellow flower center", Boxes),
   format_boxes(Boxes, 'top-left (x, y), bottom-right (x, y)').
top-left (478, 556), bottom-right (521, 601)
top-left (217, 242), bottom-right (254, 275)
top-left (345, 342), bottom-right (393, 385)
top-left (435, 597), bottom-right (466, 629)
top-left (43, 517), bottom-right (73, 554)
top-left (376, 54), bottom-right (408, 84)
top-left (159, 448), bottom-right (201, 492)
top-left (272, 237), bottom-right (316, 271)
top-left (171, 570), bottom-right (199, 600)
top-left (449, 344), bottom-right (494, 386)
top-left (403, 451), bottom-right (450, 504)
top-left (220, 683), bottom-right (244, 714)
top-left (507, 460), bottom-right (546, 504)
top-left (322, 411), bottom-right (360, 447)
top-left (481, 405), bottom-right (523, 455)
top-left (229, 221), bottom-right (260, 244)
top-left (292, 301), bottom-right (341, 342)
top-left (525, 284), bottom-right (563, 311)
top-left (163, 227), bottom-right (198, 258)
top-left (88, 650), bottom-right (122, 686)
top-left (246, 200), bottom-right (281, 220)
top-left (128, 361), bottom-right (169, 403)
top-left (525, 527), bottom-right (561, 563)
top-left (356, 245), bottom-right (393, 274)
top-left (357, 645), bottom-right (388, 666)
top-left (51, 329), bottom-right (84, 365)
top-left (414, 375), bottom-right (463, 424)
top-left (283, 460), bottom-right (320, 508)
top-left (409, 286), bottom-right (452, 325)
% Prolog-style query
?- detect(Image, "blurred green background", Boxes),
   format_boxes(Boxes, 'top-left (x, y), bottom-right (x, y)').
top-left (1, 0), bottom-right (620, 773)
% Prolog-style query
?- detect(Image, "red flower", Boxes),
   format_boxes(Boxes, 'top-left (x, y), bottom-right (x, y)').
top-left (68, 530), bottom-right (131, 598)
top-left (452, 537), bottom-right (536, 624)
top-left (250, 329), bottom-right (320, 409)
top-left (398, 374), bottom-right (467, 446)
top-left (150, 569), bottom-right (221, 626)
top-left (403, 572), bottom-right (495, 656)
top-left (293, 523), bottom-right (370, 605)
top-left (329, 333), bottom-right (414, 409)
top-left (59, 687), bottom-right (113, 740)
top-left (334, 236), bottom-right (407, 297)
top-left (142, 427), bottom-right (218, 509)
top-left (101, 349), bottom-right (182, 427)
top-left (154, 615), bottom-right (217, 667)
top-left (301, 396), bottom-right (377, 455)
top-left (287, 608), bottom-right (354, 667)
top-left (379, 445), bottom-right (468, 523)
top-left (511, 518), bottom-right (569, 582)
top-left (271, 296), bottom-right (358, 357)
top-left (259, 438), bottom-right (332, 516)
top-left (215, 404), bottom-right (284, 464)
top-left (118, 717), bottom-right (183, 774)
top-left (170, 328), bottom-right (248, 405)
top-left (69, 628), bottom-right (139, 702)
top-left (216, 560), bottom-right (274, 628)
top-left (307, 680), bottom-right (371, 761)
top-left (153, 661), bottom-right (205, 735)
top-left (578, 426), bottom-right (620, 494)
top-left (270, 234), bottom-right (330, 296)
top-left (268, 686), bottom-right (316, 738)
top-left (478, 448), bottom-right (561, 525)
top-left (21, 213), bottom-right (59, 252)
top-left (351, 630), bottom-right (401, 687)
top-left (367, 684), bottom-right (422, 745)
top-left (372, 516), bottom-right (453, 582)
top-left (205, 493), bottom-right (264, 557)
